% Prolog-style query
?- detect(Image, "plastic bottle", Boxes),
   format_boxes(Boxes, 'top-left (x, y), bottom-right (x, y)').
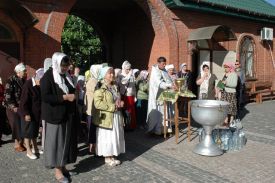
top-left (233, 130), bottom-right (240, 151)
top-left (227, 130), bottom-right (233, 151)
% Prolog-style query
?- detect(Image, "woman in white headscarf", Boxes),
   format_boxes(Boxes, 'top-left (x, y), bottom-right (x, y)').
top-left (41, 52), bottom-right (78, 183)
top-left (84, 64), bottom-right (106, 154)
top-left (93, 66), bottom-right (125, 166)
top-left (196, 63), bottom-right (217, 100)
top-left (117, 60), bottom-right (137, 130)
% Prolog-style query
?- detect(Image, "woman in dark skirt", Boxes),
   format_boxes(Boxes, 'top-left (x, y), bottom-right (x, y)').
top-left (41, 52), bottom-right (79, 183)
top-left (19, 68), bottom-right (44, 160)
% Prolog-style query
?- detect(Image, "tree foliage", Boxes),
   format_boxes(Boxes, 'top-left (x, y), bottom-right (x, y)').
top-left (61, 15), bottom-right (102, 69)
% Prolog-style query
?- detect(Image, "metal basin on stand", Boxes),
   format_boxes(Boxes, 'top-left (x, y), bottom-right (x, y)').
top-left (191, 100), bottom-right (229, 156)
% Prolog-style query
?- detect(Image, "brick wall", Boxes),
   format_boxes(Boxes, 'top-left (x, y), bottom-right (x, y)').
top-left (1, 0), bottom-right (274, 83)
top-left (171, 9), bottom-right (275, 82)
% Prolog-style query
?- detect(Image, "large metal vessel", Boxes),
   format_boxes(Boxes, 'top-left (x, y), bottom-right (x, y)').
top-left (191, 100), bottom-right (229, 156)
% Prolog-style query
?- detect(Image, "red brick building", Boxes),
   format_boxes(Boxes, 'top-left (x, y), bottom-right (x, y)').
top-left (0, 0), bottom-right (275, 86)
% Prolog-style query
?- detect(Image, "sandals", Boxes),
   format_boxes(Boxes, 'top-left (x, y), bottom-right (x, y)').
top-left (56, 176), bottom-right (69, 183)
top-left (105, 158), bottom-right (121, 166)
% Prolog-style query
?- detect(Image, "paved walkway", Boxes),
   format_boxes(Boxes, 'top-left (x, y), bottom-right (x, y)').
top-left (1, 101), bottom-right (275, 183)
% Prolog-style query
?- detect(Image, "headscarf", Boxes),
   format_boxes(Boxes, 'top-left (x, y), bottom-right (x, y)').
top-left (90, 64), bottom-right (105, 80)
top-left (98, 66), bottom-right (112, 81)
top-left (14, 63), bottom-right (26, 73)
top-left (35, 68), bottom-right (44, 80)
top-left (52, 52), bottom-right (74, 94)
top-left (133, 69), bottom-right (139, 75)
top-left (77, 75), bottom-right (85, 83)
top-left (139, 70), bottom-right (149, 80)
top-left (85, 70), bottom-right (91, 81)
top-left (43, 58), bottom-right (52, 72)
top-left (199, 61), bottom-right (211, 99)
top-left (179, 63), bottom-right (187, 71)
top-left (165, 64), bottom-right (174, 71)
top-left (122, 60), bottom-right (131, 71)
top-left (224, 62), bottom-right (235, 73)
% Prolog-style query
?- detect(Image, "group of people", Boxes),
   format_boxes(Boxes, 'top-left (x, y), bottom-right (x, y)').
top-left (0, 52), bottom-right (245, 183)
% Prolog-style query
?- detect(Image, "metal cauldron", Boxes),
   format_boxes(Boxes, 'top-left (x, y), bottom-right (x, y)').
top-left (191, 100), bottom-right (229, 156)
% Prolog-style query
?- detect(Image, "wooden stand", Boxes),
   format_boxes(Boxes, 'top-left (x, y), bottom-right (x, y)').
top-left (163, 96), bottom-right (191, 144)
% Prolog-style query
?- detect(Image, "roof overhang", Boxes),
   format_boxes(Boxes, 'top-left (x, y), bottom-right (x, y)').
top-left (187, 25), bottom-right (237, 42)
top-left (0, 0), bottom-right (39, 29)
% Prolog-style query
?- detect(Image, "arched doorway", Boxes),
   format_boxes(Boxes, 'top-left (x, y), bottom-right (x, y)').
top-left (68, 0), bottom-right (156, 69)
top-left (43, 0), bottom-right (178, 70)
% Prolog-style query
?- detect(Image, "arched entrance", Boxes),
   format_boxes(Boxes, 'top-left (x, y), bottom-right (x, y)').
top-left (43, 0), bottom-right (178, 69)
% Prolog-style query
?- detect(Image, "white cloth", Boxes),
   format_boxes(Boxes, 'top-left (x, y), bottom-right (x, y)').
top-left (147, 64), bottom-right (173, 134)
top-left (90, 64), bottom-right (103, 80)
top-left (14, 63), bottom-right (26, 73)
top-left (118, 71), bottom-right (136, 96)
top-left (43, 58), bottom-right (52, 72)
top-left (165, 64), bottom-right (174, 71)
top-left (35, 68), bottom-right (44, 80)
top-left (52, 52), bottom-right (74, 94)
top-left (122, 61), bottom-right (131, 70)
top-left (96, 111), bottom-right (125, 157)
top-left (199, 61), bottom-right (211, 99)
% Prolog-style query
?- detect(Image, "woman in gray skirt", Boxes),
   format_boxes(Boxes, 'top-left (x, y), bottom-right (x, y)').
top-left (41, 52), bottom-right (79, 183)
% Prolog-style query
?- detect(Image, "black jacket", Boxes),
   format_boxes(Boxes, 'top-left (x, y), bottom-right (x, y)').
top-left (40, 68), bottom-right (76, 124)
top-left (19, 79), bottom-right (41, 123)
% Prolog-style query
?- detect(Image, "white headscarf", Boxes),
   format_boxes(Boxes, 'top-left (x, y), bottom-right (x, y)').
top-left (165, 64), bottom-right (174, 71)
top-left (52, 52), bottom-right (74, 94)
top-left (99, 66), bottom-right (113, 81)
top-left (14, 63), bottom-right (26, 73)
top-left (199, 61), bottom-right (211, 99)
top-left (122, 60), bottom-right (131, 70)
top-left (43, 58), bottom-right (52, 72)
top-left (90, 64), bottom-right (105, 80)
top-left (35, 68), bottom-right (44, 80)
top-left (139, 70), bottom-right (149, 80)
top-left (133, 69), bottom-right (139, 75)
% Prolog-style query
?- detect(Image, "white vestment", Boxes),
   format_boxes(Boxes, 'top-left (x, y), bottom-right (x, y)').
top-left (147, 64), bottom-right (173, 134)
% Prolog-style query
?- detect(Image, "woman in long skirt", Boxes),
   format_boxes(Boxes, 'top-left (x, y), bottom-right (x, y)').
top-left (41, 52), bottom-right (79, 183)
top-left (93, 66), bottom-right (125, 166)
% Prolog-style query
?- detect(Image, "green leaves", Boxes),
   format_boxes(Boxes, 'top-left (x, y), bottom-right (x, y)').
top-left (61, 15), bottom-right (102, 68)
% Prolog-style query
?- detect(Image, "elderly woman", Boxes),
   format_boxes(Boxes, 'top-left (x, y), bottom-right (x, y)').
top-left (117, 61), bottom-right (137, 130)
top-left (41, 52), bottom-right (78, 183)
top-left (165, 64), bottom-right (177, 82)
top-left (218, 62), bottom-right (238, 126)
top-left (196, 64), bottom-right (217, 100)
top-left (4, 63), bottom-right (27, 152)
top-left (93, 66), bottom-right (125, 166)
top-left (84, 64), bottom-right (106, 154)
top-left (19, 68), bottom-right (44, 160)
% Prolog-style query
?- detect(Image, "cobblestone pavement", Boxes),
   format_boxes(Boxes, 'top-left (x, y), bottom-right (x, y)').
top-left (1, 101), bottom-right (275, 183)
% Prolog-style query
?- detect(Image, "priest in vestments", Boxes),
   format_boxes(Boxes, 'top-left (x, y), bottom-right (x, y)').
top-left (147, 57), bottom-right (174, 135)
